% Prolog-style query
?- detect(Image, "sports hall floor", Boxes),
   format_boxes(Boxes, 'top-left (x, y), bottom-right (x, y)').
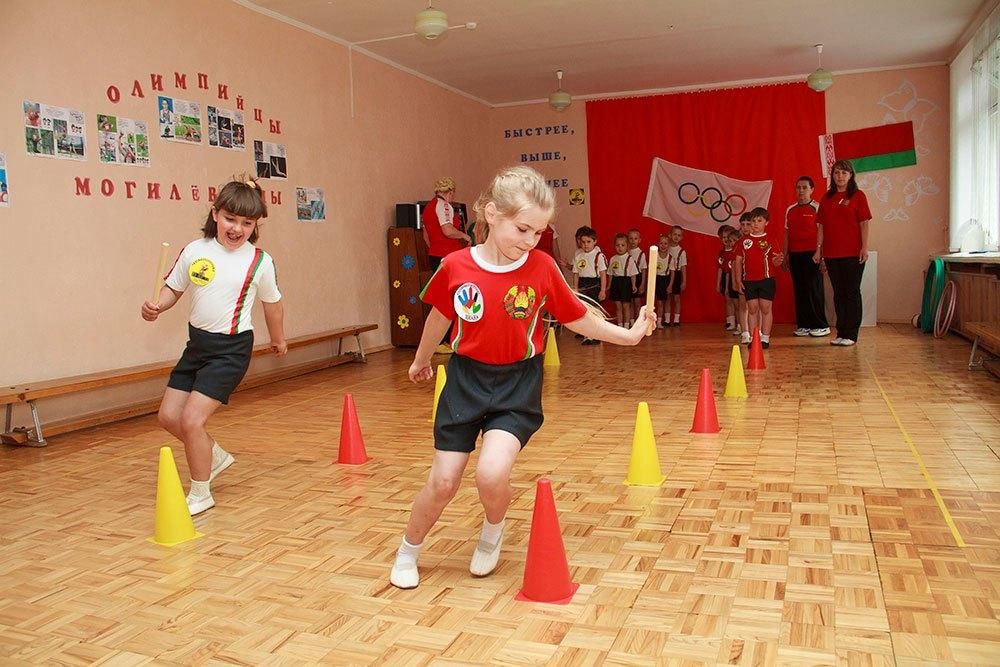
top-left (1, 324), bottom-right (998, 665)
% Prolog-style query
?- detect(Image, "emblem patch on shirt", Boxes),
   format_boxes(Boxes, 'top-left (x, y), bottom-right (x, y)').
top-left (454, 282), bottom-right (484, 322)
top-left (503, 285), bottom-right (537, 320)
top-left (189, 258), bottom-right (216, 286)
top-left (576, 258), bottom-right (587, 269)
top-left (610, 260), bottom-right (620, 271)
top-left (743, 239), bottom-right (753, 250)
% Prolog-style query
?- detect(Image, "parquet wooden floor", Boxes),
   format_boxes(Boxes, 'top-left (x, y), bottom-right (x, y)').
top-left (1, 324), bottom-right (998, 665)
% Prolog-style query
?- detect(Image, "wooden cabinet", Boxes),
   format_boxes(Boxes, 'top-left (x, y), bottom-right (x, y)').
top-left (387, 227), bottom-right (432, 347)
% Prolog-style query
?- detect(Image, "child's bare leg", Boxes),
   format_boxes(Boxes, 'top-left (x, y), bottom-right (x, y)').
top-left (615, 302), bottom-right (624, 326)
top-left (179, 391), bottom-right (221, 482)
top-left (404, 450), bottom-right (471, 544)
top-left (471, 430), bottom-right (520, 576)
top-left (158, 387), bottom-right (190, 442)
top-left (738, 295), bottom-right (748, 332)
top-left (747, 299), bottom-right (760, 338)
top-left (392, 449), bottom-right (471, 589)
top-left (655, 298), bottom-right (666, 325)
top-left (623, 302), bottom-right (633, 326)
top-left (760, 299), bottom-right (773, 339)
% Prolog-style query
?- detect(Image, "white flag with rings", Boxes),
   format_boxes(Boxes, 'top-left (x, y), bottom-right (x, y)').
top-left (642, 157), bottom-right (773, 237)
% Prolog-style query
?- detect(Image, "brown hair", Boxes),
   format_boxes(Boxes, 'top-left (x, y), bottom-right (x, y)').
top-left (826, 160), bottom-right (859, 198)
top-left (201, 175), bottom-right (268, 243)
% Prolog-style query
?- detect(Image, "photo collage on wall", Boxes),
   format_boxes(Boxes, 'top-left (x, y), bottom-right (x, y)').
top-left (0, 153), bottom-right (9, 207)
top-left (254, 140), bottom-right (287, 179)
top-left (24, 100), bottom-right (87, 160)
top-left (207, 106), bottom-right (245, 151)
top-left (97, 114), bottom-right (150, 167)
top-left (157, 96), bottom-right (202, 144)
top-left (296, 187), bottom-right (325, 222)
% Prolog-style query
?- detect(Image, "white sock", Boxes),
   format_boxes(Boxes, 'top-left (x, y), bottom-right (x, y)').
top-left (211, 441), bottom-right (227, 464)
top-left (189, 478), bottom-right (211, 499)
top-left (761, 333), bottom-right (770, 343)
top-left (673, 313), bottom-right (681, 323)
top-left (480, 517), bottom-right (505, 545)
top-left (395, 536), bottom-right (423, 566)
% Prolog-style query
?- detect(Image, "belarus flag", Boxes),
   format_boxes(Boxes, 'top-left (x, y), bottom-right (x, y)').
top-left (819, 121), bottom-right (915, 177)
top-left (643, 158), bottom-right (773, 237)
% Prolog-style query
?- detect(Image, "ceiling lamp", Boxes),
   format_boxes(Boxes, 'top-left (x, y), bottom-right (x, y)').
top-left (415, 3), bottom-right (449, 40)
top-left (549, 70), bottom-right (572, 112)
top-left (806, 43), bottom-right (833, 92)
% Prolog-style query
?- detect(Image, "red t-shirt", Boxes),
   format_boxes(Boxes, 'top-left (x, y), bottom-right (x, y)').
top-left (422, 196), bottom-right (464, 258)
top-left (816, 190), bottom-right (872, 259)
top-left (717, 246), bottom-right (735, 273)
top-left (735, 233), bottom-right (777, 281)
top-left (421, 247), bottom-right (588, 364)
top-left (785, 200), bottom-right (820, 252)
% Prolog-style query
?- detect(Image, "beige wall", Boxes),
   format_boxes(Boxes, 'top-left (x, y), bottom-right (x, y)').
top-left (487, 104), bottom-right (591, 262)
top-left (2, 0), bottom-right (491, 387)
top-left (825, 66), bottom-right (950, 322)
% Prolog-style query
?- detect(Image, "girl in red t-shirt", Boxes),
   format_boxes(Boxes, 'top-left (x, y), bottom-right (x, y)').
top-left (390, 166), bottom-right (656, 590)
top-left (814, 160), bottom-right (872, 346)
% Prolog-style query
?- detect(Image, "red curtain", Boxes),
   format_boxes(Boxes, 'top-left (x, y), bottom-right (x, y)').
top-left (585, 83), bottom-right (826, 323)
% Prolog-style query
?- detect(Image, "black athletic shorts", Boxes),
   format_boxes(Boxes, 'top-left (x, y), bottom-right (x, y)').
top-left (655, 274), bottom-right (669, 300)
top-left (167, 324), bottom-right (254, 404)
top-left (743, 277), bottom-right (776, 301)
top-left (434, 354), bottom-right (544, 452)
top-left (578, 276), bottom-right (600, 301)
top-left (610, 276), bottom-right (633, 303)
top-left (668, 270), bottom-right (683, 295)
top-left (721, 273), bottom-right (739, 299)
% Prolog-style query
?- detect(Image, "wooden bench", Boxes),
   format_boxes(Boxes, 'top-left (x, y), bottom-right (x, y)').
top-left (966, 321), bottom-right (1000, 373)
top-left (2, 324), bottom-right (377, 447)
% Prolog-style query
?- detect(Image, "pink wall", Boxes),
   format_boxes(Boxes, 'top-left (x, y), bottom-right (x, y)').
top-left (2, 0), bottom-right (491, 387)
top-left (488, 104), bottom-right (591, 262)
top-left (825, 66), bottom-right (950, 322)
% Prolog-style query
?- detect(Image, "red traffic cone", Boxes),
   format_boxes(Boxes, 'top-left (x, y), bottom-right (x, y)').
top-left (515, 479), bottom-right (579, 604)
top-left (337, 394), bottom-right (370, 464)
top-left (690, 368), bottom-right (721, 433)
top-left (747, 327), bottom-right (766, 370)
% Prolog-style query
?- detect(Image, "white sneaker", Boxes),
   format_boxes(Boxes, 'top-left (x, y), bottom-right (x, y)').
top-left (725, 323), bottom-right (736, 331)
top-left (740, 332), bottom-right (751, 345)
top-left (835, 338), bottom-right (856, 346)
top-left (732, 328), bottom-right (742, 336)
top-left (809, 327), bottom-right (831, 337)
top-left (470, 530), bottom-right (504, 577)
top-left (186, 493), bottom-right (215, 516)
top-left (793, 328), bottom-right (810, 336)
top-left (210, 448), bottom-right (235, 482)
top-left (390, 560), bottom-right (419, 589)
top-left (830, 338), bottom-right (843, 345)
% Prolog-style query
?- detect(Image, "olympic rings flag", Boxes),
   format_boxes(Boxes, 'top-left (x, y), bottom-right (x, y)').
top-left (642, 158), bottom-right (773, 237)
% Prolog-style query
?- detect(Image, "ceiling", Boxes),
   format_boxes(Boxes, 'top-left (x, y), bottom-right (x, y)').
top-left (237, 0), bottom-right (992, 106)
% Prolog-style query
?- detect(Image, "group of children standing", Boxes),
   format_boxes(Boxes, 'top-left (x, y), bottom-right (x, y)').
top-left (571, 225), bottom-right (687, 339)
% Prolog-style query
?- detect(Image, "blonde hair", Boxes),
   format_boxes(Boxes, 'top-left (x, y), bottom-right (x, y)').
top-left (472, 166), bottom-right (555, 244)
top-left (434, 177), bottom-right (455, 194)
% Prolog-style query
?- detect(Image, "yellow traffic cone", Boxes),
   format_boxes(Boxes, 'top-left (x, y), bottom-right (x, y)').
top-left (543, 327), bottom-right (560, 367)
top-left (624, 402), bottom-right (666, 486)
top-left (724, 345), bottom-right (748, 398)
top-left (148, 447), bottom-right (203, 546)
top-left (429, 364), bottom-right (447, 424)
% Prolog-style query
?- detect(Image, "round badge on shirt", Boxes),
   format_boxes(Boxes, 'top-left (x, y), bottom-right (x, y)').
top-left (454, 282), bottom-right (484, 322)
top-left (189, 258), bottom-right (216, 286)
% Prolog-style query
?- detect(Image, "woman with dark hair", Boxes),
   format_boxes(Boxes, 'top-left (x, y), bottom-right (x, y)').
top-left (813, 160), bottom-right (872, 346)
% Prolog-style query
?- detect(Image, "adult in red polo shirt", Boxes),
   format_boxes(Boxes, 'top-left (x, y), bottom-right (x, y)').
top-left (784, 176), bottom-right (830, 338)
top-left (422, 177), bottom-right (470, 353)
top-left (422, 177), bottom-right (470, 271)
top-left (814, 160), bottom-right (872, 347)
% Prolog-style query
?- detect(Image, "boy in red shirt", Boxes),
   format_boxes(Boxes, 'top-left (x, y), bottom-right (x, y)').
top-left (732, 207), bottom-right (784, 348)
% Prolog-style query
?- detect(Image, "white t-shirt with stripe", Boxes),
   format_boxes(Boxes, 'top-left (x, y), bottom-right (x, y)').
top-left (166, 238), bottom-right (281, 335)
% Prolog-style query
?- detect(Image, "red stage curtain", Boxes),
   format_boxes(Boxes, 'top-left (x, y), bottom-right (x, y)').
top-left (585, 83), bottom-right (826, 323)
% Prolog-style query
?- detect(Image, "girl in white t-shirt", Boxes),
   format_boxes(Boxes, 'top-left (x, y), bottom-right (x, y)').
top-left (141, 176), bottom-right (286, 516)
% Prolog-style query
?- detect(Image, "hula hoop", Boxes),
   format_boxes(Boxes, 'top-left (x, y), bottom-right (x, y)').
top-left (918, 258), bottom-right (946, 333)
top-left (933, 280), bottom-right (957, 338)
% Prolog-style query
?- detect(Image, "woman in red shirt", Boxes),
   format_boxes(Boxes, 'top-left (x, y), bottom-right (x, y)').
top-left (814, 160), bottom-right (872, 346)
